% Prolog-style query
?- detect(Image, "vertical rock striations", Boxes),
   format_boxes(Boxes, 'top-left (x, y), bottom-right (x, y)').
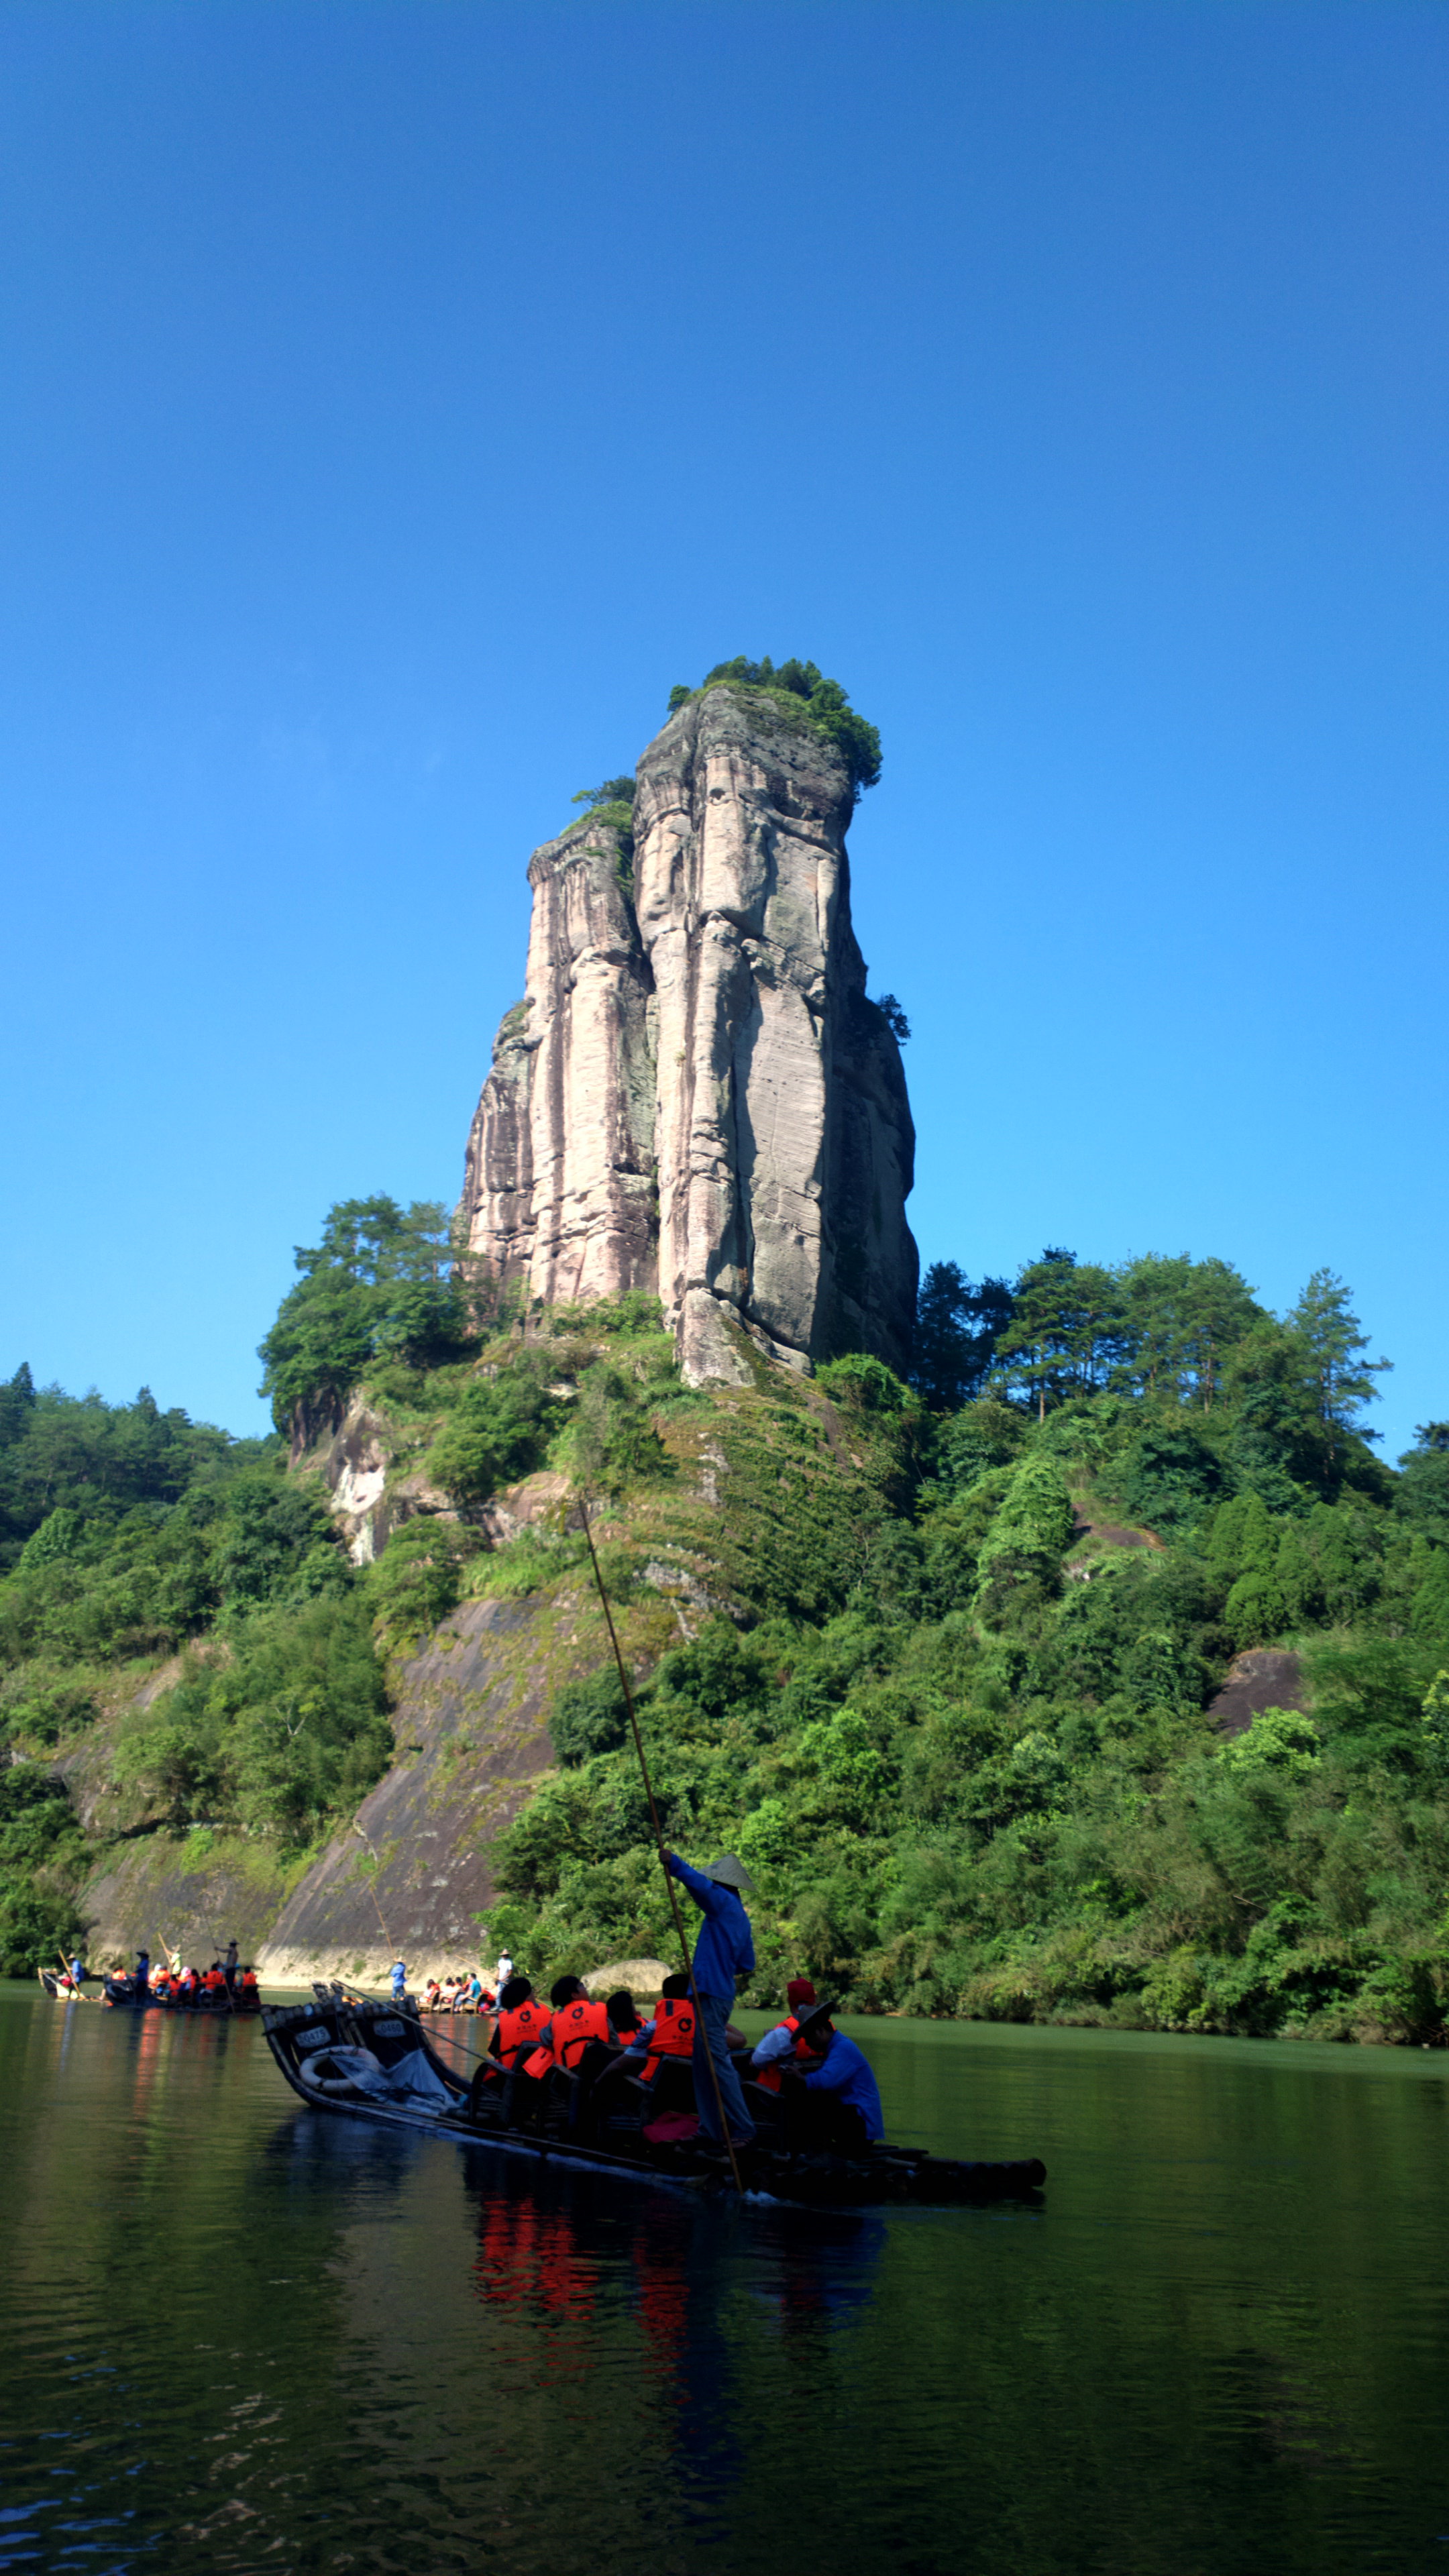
top-left (460, 812), bottom-right (657, 1309)
top-left (459, 686), bottom-right (917, 1380)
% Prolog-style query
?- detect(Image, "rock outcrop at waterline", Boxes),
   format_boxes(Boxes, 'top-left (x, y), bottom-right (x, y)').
top-left (460, 685), bottom-right (918, 1382)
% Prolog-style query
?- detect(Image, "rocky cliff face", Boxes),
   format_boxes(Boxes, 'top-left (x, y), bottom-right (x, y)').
top-left (460, 686), bottom-right (917, 1380)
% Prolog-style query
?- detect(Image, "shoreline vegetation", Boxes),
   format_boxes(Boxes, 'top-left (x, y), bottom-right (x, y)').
top-left (3, 1211), bottom-right (1447, 2048)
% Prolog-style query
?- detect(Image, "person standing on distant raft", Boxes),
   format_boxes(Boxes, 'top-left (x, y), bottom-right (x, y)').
top-left (390, 1959), bottom-right (407, 2002)
top-left (663, 1851), bottom-right (757, 2149)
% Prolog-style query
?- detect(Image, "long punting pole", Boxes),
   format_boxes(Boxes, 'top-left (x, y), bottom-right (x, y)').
top-left (56, 1949), bottom-right (91, 2000)
top-left (576, 1494), bottom-right (743, 2194)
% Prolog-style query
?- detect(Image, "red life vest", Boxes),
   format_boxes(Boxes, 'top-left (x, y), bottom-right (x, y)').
top-left (754, 2015), bottom-right (813, 2094)
top-left (496, 1999), bottom-right (545, 2061)
top-left (241, 1971), bottom-right (258, 1991)
top-left (639, 1994), bottom-right (698, 2083)
top-left (525, 1996), bottom-right (612, 2080)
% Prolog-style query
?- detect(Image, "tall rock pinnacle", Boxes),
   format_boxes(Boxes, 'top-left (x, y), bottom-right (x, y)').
top-left (459, 682), bottom-right (917, 1383)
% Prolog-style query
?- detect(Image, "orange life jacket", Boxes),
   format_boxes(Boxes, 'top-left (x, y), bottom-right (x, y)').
top-left (525, 1995), bottom-right (612, 2080)
top-left (495, 1999), bottom-right (546, 2063)
top-left (203, 1970), bottom-right (223, 1991)
top-left (241, 1971), bottom-right (258, 1990)
top-left (639, 1994), bottom-right (698, 2084)
top-left (754, 2015), bottom-right (814, 2094)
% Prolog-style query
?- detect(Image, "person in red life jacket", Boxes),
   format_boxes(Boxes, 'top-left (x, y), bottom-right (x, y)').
top-left (631, 1974), bottom-right (699, 2085)
top-left (240, 1967), bottom-right (259, 1996)
top-left (749, 1978), bottom-right (819, 2094)
top-left (784, 1998), bottom-right (885, 2151)
top-left (202, 1963), bottom-right (225, 1996)
top-left (490, 1977), bottom-right (546, 2063)
top-left (468, 1975), bottom-right (546, 2123)
top-left (524, 1977), bottom-right (613, 2081)
top-left (664, 1851), bottom-right (757, 2149)
top-left (583, 1989), bottom-right (657, 2125)
top-left (604, 1990), bottom-right (643, 2046)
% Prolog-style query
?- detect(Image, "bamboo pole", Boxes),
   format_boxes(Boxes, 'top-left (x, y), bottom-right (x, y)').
top-left (351, 1822), bottom-right (401, 1991)
top-left (576, 1494), bottom-right (743, 2193)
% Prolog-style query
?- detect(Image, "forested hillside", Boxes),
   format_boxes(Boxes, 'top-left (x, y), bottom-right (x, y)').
top-left (0, 1368), bottom-right (390, 1970)
top-left (4, 1213), bottom-right (1449, 2044)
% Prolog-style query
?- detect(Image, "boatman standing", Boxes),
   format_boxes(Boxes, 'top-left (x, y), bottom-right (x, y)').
top-left (390, 1958), bottom-right (407, 2002)
top-left (663, 1851), bottom-right (757, 2149)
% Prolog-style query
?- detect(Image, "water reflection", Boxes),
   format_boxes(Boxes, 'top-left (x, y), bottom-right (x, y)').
top-left (8, 1987), bottom-right (1449, 2575)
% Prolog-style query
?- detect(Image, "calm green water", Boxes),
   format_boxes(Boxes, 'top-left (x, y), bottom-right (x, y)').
top-left (3, 1986), bottom-right (1449, 2574)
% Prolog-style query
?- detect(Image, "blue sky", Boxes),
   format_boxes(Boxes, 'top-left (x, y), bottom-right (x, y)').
top-left (2, 1), bottom-right (1444, 1456)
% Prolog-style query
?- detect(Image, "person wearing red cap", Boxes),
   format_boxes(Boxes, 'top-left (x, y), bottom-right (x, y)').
top-left (749, 1979), bottom-right (819, 2091)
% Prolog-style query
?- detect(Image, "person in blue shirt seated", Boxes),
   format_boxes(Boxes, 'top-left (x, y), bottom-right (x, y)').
top-left (664, 1850), bottom-right (757, 2149)
top-left (786, 1998), bottom-right (884, 2153)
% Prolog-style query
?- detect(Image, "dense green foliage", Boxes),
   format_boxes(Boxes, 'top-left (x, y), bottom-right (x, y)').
top-left (486, 1258), bottom-right (1449, 2045)
top-left (0, 1362), bottom-right (393, 1969)
top-left (667, 657), bottom-right (883, 804)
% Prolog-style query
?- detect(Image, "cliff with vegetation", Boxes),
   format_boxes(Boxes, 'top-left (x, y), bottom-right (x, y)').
top-left (3, 667), bottom-right (1449, 2043)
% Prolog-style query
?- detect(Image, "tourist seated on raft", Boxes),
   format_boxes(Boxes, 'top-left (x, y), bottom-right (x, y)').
top-left (771, 1998), bottom-right (883, 2153)
top-left (466, 1976), bottom-right (545, 2114)
top-left (748, 1979), bottom-right (820, 2094)
top-left (422, 1980), bottom-right (442, 2012)
top-left (484, 1976), bottom-right (612, 2134)
top-left (241, 1966), bottom-right (259, 1994)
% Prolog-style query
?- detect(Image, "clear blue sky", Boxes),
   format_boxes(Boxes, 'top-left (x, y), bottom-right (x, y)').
top-left (3, 1), bottom-right (1444, 1457)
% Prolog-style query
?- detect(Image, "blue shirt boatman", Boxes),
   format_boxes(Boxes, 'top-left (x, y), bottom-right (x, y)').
top-left (663, 1851), bottom-right (757, 2149)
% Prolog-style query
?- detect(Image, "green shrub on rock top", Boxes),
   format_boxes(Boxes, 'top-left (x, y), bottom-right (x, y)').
top-left (665, 657), bottom-right (882, 805)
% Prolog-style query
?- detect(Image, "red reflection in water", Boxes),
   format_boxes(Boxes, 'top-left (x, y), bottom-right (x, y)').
top-left (474, 2193), bottom-right (597, 2327)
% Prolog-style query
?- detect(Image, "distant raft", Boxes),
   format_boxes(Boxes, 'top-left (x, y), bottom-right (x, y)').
top-left (262, 1994), bottom-right (1046, 2212)
top-left (100, 1974), bottom-right (262, 2014)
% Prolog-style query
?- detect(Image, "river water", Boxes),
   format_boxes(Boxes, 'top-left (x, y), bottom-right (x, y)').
top-left (3, 1984), bottom-right (1449, 2575)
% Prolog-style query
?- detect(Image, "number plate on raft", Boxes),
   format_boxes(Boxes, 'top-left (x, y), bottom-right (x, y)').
top-left (374, 2019), bottom-right (405, 2037)
top-left (296, 2025), bottom-right (330, 2049)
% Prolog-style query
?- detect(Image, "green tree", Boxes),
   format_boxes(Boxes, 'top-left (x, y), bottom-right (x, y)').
top-left (974, 1452), bottom-right (1075, 1620)
top-left (258, 1196), bottom-right (474, 1442)
top-left (912, 1264), bottom-right (1014, 1411)
top-left (1285, 1269), bottom-right (1391, 1477)
top-left (1397, 1424), bottom-right (1449, 1542)
top-left (1115, 1255), bottom-right (1261, 1407)
top-left (994, 1251), bottom-right (1119, 1415)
